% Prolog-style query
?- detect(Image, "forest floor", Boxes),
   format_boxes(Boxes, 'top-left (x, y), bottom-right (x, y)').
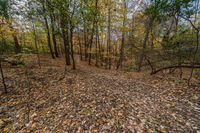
top-left (0, 55), bottom-right (200, 133)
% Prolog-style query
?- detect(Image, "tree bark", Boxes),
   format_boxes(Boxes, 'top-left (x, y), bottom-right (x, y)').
top-left (61, 20), bottom-right (71, 66)
top-left (32, 22), bottom-right (41, 68)
top-left (95, 25), bottom-right (99, 66)
top-left (12, 34), bottom-right (21, 54)
top-left (117, 0), bottom-right (127, 70)
top-left (42, 1), bottom-right (55, 59)
top-left (0, 59), bottom-right (7, 94)
top-left (95, 0), bottom-right (99, 67)
top-left (151, 64), bottom-right (200, 75)
top-left (107, 4), bottom-right (111, 69)
top-left (50, 14), bottom-right (59, 57)
top-left (188, 31), bottom-right (199, 85)
top-left (78, 30), bottom-right (83, 61)
top-left (8, 23), bottom-right (21, 53)
top-left (88, 22), bottom-right (95, 65)
top-left (137, 18), bottom-right (153, 71)
top-left (84, 26), bottom-right (89, 61)
top-left (70, 27), bottom-right (76, 69)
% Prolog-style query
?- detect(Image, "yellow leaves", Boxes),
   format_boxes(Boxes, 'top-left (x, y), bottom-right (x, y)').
top-left (153, 38), bottom-right (162, 48)
top-left (91, 129), bottom-right (98, 133)
top-left (117, 112), bottom-right (123, 117)
top-left (6, 100), bottom-right (21, 107)
top-left (80, 108), bottom-right (93, 116)
top-left (101, 33), bottom-right (106, 39)
top-left (3, 127), bottom-right (10, 133)
top-left (171, 113), bottom-right (177, 119)
top-left (0, 119), bottom-right (4, 124)
top-left (0, 119), bottom-right (12, 133)
top-left (30, 112), bottom-right (37, 119)
top-left (45, 110), bottom-right (52, 117)
top-left (42, 127), bottom-right (47, 133)
top-left (31, 123), bottom-right (37, 130)
top-left (117, 112), bottom-right (123, 116)
top-left (120, 27), bottom-right (131, 32)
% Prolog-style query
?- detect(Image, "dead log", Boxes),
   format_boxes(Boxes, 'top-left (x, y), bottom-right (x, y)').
top-left (151, 64), bottom-right (200, 75)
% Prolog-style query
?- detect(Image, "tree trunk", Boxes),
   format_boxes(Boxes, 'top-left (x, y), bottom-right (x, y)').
top-left (84, 27), bottom-right (89, 61)
top-left (117, 0), bottom-right (127, 70)
top-left (8, 24), bottom-right (21, 53)
top-left (188, 30), bottom-right (199, 86)
top-left (12, 34), bottom-right (21, 54)
top-left (88, 23), bottom-right (95, 65)
top-left (78, 30), bottom-right (83, 61)
top-left (98, 28), bottom-right (102, 66)
top-left (32, 22), bottom-right (41, 68)
top-left (61, 22), bottom-right (71, 66)
top-left (42, 1), bottom-right (55, 59)
top-left (0, 59), bottom-right (7, 94)
top-left (107, 5), bottom-right (111, 69)
top-left (188, 1), bottom-right (199, 86)
top-left (88, 0), bottom-right (99, 65)
top-left (95, 0), bottom-right (99, 67)
top-left (70, 27), bottom-right (76, 69)
top-left (151, 64), bottom-right (200, 75)
top-left (137, 18), bottom-right (153, 71)
top-left (50, 14), bottom-right (59, 57)
top-left (95, 25), bottom-right (98, 66)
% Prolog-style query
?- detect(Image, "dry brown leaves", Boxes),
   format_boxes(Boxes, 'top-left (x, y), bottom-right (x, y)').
top-left (0, 55), bottom-right (200, 133)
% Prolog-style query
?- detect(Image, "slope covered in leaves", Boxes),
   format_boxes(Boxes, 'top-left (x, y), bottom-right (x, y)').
top-left (0, 55), bottom-right (200, 132)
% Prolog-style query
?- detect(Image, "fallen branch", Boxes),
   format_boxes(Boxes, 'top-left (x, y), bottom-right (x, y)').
top-left (151, 64), bottom-right (200, 75)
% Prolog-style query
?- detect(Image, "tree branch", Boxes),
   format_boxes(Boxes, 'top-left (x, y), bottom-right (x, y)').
top-left (151, 64), bottom-right (200, 75)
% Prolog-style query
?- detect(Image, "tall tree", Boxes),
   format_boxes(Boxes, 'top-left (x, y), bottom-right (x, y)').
top-left (42, 0), bottom-right (55, 59)
top-left (107, 0), bottom-right (112, 69)
top-left (117, 0), bottom-right (127, 69)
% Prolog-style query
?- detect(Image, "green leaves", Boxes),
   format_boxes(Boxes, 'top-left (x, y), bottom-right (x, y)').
top-left (145, 0), bottom-right (196, 22)
top-left (0, 0), bottom-right (9, 19)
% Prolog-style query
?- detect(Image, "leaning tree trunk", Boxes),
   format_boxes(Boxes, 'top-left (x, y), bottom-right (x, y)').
top-left (151, 64), bottom-right (200, 75)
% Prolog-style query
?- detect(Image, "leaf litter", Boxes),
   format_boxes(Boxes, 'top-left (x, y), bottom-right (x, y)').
top-left (0, 55), bottom-right (200, 133)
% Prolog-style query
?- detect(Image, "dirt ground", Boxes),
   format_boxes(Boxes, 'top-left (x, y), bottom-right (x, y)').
top-left (0, 55), bottom-right (200, 133)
